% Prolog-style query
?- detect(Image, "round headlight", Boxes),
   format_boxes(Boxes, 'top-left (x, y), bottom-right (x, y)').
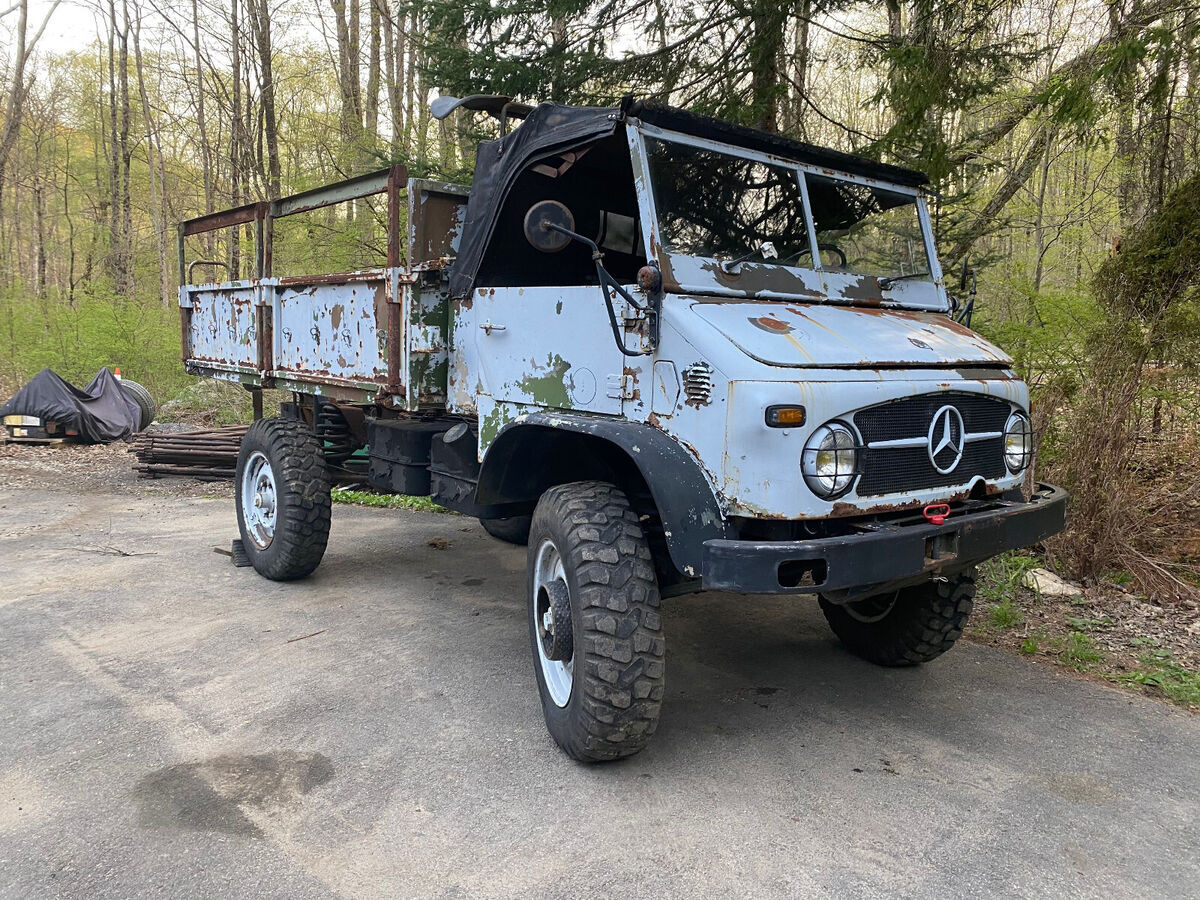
top-left (802, 421), bottom-right (857, 499)
top-left (1004, 411), bottom-right (1033, 472)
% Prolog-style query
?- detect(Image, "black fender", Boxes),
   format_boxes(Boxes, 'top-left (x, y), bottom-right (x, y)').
top-left (477, 412), bottom-right (730, 578)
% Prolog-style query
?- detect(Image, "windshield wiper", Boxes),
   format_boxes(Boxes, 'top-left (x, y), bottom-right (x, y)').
top-left (878, 271), bottom-right (929, 290)
top-left (719, 241), bottom-right (778, 274)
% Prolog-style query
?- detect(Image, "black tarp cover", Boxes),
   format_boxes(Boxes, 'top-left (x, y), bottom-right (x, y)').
top-left (1, 367), bottom-right (142, 442)
top-left (448, 99), bottom-right (930, 298)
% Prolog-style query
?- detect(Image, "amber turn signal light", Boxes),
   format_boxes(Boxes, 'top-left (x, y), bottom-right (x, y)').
top-left (765, 405), bottom-right (806, 427)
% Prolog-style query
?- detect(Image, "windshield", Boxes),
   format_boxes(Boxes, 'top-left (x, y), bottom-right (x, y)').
top-left (645, 137), bottom-right (811, 263)
top-left (644, 134), bottom-right (935, 286)
top-left (805, 175), bottom-right (930, 281)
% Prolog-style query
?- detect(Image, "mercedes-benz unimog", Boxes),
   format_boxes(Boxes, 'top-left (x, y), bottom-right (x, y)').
top-left (177, 96), bottom-right (1067, 761)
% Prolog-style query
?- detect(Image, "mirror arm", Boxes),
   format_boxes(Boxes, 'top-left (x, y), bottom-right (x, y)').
top-left (954, 271), bottom-right (977, 327)
top-left (544, 223), bottom-right (658, 357)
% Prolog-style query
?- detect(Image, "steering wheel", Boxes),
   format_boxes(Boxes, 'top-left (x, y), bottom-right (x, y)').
top-left (781, 244), bottom-right (848, 269)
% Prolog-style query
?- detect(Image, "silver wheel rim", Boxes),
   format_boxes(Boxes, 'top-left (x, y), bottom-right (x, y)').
top-left (241, 450), bottom-right (277, 550)
top-left (845, 591), bottom-right (899, 623)
top-left (533, 538), bottom-right (573, 707)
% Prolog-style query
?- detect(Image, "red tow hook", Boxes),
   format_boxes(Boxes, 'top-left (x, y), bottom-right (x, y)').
top-left (923, 503), bottom-right (951, 526)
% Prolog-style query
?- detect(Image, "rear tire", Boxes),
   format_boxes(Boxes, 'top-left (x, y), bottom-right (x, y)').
top-left (119, 379), bottom-right (156, 431)
top-left (480, 515), bottom-right (532, 545)
top-left (819, 570), bottom-right (976, 666)
top-left (235, 417), bottom-right (331, 581)
top-left (528, 481), bottom-right (665, 761)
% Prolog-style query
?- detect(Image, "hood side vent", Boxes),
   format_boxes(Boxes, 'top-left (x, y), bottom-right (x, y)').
top-left (682, 361), bottom-right (714, 407)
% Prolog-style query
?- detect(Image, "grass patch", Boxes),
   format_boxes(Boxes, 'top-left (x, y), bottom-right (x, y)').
top-left (1060, 631), bottom-right (1105, 670)
top-left (988, 595), bottom-right (1024, 629)
top-left (978, 552), bottom-right (1041, 602)
top-left (332, 488), bottom-right (450, 513)
top-left (1113, 651), bottom-right (1200, 706)
top-left (978, 552), bottom-right (1039, 629)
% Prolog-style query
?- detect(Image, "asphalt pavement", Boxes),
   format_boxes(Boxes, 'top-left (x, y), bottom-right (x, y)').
top-left (1, 484), bottom-right (1197, 898)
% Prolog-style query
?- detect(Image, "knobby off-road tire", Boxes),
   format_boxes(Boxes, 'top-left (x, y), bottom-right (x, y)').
top-left (119, 379), bottom-right (156, 431)
top-left (480, 515), bottom-right (532, 545)
top-left (528, 481), bottom-right (665, 761)
top-left (235, 417), bottom-right (331, 581)
top-left (819, 570), bottom-right (976, 667)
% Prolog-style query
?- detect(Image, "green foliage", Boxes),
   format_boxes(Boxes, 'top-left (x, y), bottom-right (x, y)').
top-left (1094, 172), bottom-right (1200, 327)
top-left (978, 552), bottom-right (1040, 601)
top-left (1114, 651), bottom-right (1200, 706)
top-left (1020, 637), bottom-right (1039, 655)
top-left (1060, 631), bottom-right (1104, 669)
top-left (978, 552), bottom-right (1040, 629)
top-left (1048, 172), bottom-right (1200, 586)
top-left (331, 488), bottom-right (450, 513)
top-left (420, 0), bottom-right (637, 106)
top-left (0, 284), bottom-right (192, 401)
top-left (871, 10), bottom-right (1040, 183)
top-left (988, 596), bottom-right (1024, 629)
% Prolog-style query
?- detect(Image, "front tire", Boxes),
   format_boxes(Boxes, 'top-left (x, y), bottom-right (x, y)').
top-left (819, 570), bottom-right (976, 666)
top-left (235, 418), bottom-right (331, 581)
top-left (528, 482), bottom-right (665, 761)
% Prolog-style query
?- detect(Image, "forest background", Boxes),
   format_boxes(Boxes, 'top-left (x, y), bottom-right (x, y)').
top-left (2, 0), bottom-right (1199, 603)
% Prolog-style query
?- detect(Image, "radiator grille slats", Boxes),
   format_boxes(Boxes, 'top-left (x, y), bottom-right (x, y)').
top-left (853, 392), bottom-right (1010, 497)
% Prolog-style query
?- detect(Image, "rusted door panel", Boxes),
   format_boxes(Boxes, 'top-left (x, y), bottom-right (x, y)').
top-left (469, 286), bottom-right (623, 415)
top-left (184, 283), bottom-right (259, 372)
top-left (271, 276), bottom-right (389, 384)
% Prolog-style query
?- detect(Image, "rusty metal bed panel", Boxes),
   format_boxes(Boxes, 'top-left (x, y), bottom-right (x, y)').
top-left (271, 275), bottom-right (391, 385)
top-left (177, 166), bottom-right (471, 403)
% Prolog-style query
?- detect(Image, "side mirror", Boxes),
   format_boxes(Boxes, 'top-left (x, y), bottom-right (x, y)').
top-left (523, 200), bottom-right (575, 253)
top-left (959, 256), bottom-right (971, 292)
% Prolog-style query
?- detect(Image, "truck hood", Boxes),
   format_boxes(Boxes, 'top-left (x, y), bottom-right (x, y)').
top-left (690, 300), bottom-right (1011, 369)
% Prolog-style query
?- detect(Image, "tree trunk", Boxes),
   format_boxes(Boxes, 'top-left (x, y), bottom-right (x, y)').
top-left (132, 12), bottom-right (171, 305)
top-left (366, 0), bottom-right (381, 144)
top-left (1032, 129), bottom-right (1054, 293)
top-left (191, 0), bottom-right (214, 257)
top-left (230, 0), bottom-right (243, 279)
top-left (381, 0), bottom-right (401, 146)
top-left (329, 0), bottom-right (364, 165)
top-left (248, 0), bottom-right (281, 198)
top-left (748, 0), bottom-right (787, 132)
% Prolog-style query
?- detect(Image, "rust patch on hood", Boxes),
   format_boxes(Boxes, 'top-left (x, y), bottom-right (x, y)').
top-left (749, 315), bottom-right (794, 333)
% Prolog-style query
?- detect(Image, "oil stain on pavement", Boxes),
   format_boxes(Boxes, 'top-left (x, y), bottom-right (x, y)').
top-left (134, 751), bottom-right (333, 837)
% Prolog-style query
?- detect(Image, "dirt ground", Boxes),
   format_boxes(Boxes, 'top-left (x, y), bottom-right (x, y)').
top-left (967, 561), bottom-right (1200, 707)
top-left (0, 431), bottom-right (233, 501)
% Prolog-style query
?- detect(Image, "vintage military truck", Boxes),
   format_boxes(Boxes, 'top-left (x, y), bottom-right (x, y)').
top-left (178, 96), bottom-right (1067, 761)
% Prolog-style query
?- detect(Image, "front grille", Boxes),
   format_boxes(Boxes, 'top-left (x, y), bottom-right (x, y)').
top-left (854, 392), bottom-right (1010, 497)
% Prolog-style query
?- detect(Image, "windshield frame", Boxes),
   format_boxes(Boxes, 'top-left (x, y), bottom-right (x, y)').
top-left (627, 121), bottom-right (948, 311)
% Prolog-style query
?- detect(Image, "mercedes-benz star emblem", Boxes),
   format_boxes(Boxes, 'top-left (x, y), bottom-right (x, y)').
top-left (927, 405), bottom-right (965, 474)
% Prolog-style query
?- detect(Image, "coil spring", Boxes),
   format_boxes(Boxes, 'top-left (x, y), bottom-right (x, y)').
top-left (315, 400), bottom-right (357, 468)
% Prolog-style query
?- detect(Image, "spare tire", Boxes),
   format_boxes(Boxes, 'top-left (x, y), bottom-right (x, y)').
top-left (119, 380), bottom-right (156, 431)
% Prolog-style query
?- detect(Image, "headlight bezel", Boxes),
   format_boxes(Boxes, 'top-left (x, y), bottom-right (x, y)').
top-left (801, 420), bottom-right (859, 499)
top-left (1003, 410), bottom-right (1033, 473)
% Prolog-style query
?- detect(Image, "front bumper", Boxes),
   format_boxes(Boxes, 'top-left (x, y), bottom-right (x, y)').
top-left (702, 483), bottom-right (1068, 595)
